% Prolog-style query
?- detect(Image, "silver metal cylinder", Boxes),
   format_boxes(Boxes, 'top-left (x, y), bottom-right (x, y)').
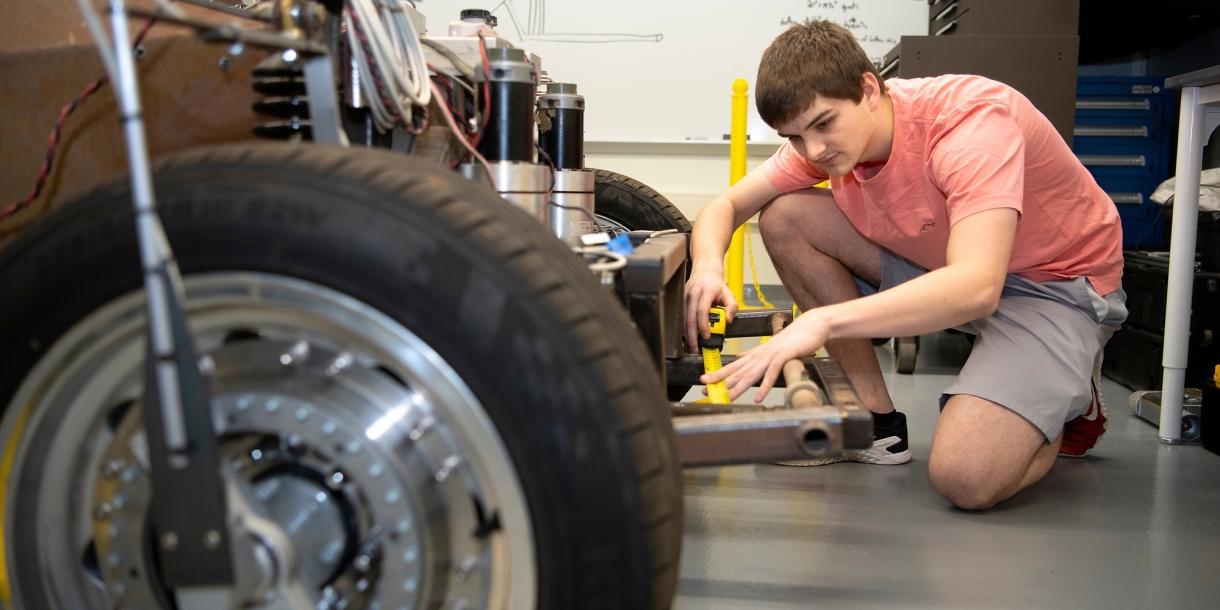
top-left (549, 169), bottom-right (595, 243)
top-left (538, 82), bottom-right (585, 110)
top-left (488, 161), bottom-right (551, 225)
top-left (481, 47), bottom-right (535, 84)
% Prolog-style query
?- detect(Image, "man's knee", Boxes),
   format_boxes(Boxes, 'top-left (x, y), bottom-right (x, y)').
top-left (757, 192), bottom-right (807, 246)
top-left (927, 455), bottom-right (1004, 511)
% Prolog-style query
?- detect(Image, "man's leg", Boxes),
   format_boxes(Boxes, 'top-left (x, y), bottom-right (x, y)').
top-left (757, 189), bottom-right (895, 415)
top-left (928, 394), bottom-right (1062, 510)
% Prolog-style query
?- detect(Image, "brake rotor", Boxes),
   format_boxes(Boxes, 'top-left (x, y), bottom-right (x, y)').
top-left (91, 337), bottom-right (495, 610)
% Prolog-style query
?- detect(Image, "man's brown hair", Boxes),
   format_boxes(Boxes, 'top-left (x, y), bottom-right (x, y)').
top-left (756, 20), bottom-right (886, 127)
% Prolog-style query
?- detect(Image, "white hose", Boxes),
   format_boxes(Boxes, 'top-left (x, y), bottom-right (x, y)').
top-left (344, 0), bottom-right (431, 132)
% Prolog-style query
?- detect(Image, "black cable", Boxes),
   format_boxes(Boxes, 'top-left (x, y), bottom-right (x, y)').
top-left (1134, 196), bottom-right (1169, 250)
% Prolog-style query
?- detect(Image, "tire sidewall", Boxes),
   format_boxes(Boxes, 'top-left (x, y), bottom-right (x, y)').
top-left (0, 147), bottom-right (675, 609)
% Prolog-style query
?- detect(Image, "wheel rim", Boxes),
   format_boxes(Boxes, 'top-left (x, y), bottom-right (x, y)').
top-left (0, 272), bottom-right (536, 610)
top-left (594, 213), bottom-right (631, 236)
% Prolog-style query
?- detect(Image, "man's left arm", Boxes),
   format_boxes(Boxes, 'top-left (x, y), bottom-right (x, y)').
top-left (705, 207), bottom-right (1018, 402)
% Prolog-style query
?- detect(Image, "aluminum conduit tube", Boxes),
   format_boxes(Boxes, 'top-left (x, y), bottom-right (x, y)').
top-left (1159, 87), bottom-right (1207, 444)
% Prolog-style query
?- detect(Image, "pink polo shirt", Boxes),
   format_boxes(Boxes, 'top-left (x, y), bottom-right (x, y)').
top-left (762, 75), bottom-right (1123, 296)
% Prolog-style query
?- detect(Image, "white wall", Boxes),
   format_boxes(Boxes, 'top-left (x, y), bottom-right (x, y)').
top-left (585, 148), bottom-right (782, 286)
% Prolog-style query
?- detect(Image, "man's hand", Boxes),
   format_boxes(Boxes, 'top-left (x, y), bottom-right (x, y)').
top-left (684, 268), bottom-right (739, 353)
top-left (700, 311), bottom-right (829, 403)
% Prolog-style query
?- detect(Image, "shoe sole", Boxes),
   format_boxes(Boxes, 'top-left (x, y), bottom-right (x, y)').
top-left (776, 438), bottom-right (913, 466)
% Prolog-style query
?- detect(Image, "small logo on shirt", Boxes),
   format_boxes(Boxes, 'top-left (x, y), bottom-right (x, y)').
top-left (920, 222), bottom-right (936, 233)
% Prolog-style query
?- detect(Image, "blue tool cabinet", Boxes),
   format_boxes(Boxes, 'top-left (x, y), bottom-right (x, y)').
top-left (1073, 76), bottom-right (1178, 247)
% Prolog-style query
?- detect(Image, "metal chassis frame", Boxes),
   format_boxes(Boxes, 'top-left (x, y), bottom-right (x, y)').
top-left (612, 234), bottom-right (874, 467)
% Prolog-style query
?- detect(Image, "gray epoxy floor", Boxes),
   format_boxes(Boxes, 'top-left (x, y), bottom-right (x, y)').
top-left (673, 332), bottom-right (1220, 609)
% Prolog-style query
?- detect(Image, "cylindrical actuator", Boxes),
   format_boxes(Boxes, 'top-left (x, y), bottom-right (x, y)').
top-left (488, 161), bottom-right (551, 226)
top-left (478, 47), bottom-right (537, 163)
top-left (537, 82), bottom-right (585, 170)
top-left (550, 169), bottom-right (595, 243)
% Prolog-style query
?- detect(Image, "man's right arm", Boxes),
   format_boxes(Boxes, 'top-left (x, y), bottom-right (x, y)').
top-left (684, 168), bottom-right (785, 352)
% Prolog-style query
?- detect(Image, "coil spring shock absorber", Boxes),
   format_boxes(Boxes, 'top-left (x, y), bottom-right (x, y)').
top-left (251, 54), bottom-right (312, 141)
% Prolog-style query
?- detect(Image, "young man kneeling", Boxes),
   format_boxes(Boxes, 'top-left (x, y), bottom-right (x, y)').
top-left (685, 21), bottom-right (1125, 510)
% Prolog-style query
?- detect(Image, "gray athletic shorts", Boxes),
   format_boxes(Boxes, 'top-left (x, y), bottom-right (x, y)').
top-left (855, 251), bottom-right (1128, 441)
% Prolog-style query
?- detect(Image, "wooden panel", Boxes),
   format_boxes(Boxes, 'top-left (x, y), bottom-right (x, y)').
top-left (0, 33), bottom-right (268, 249)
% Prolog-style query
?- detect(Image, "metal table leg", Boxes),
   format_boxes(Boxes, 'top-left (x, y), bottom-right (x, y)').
top-left (1160, 69), bottom-right (1220, 443)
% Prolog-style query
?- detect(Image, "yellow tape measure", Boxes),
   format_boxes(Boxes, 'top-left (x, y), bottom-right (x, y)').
top-left (701, 306), bottom-right (731, 404)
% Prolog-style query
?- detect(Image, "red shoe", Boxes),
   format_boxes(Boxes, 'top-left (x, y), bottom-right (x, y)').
top-left (1059, 373), bottom-right (1107, 457)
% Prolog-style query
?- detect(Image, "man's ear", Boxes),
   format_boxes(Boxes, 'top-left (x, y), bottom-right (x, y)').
top-left (861, 72), bottom-right (883, 108)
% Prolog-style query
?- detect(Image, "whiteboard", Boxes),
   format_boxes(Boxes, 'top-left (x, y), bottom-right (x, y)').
top-left (415, 1), bottom-right (928, 143)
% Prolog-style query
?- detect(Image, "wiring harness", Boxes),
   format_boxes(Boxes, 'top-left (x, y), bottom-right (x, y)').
top-left (343, 0), bottom-right (431, 133)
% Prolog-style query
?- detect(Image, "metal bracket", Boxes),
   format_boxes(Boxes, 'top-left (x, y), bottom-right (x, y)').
top-left (102, 0), bottom-right (234, 588)
top-left (669, 357), bottom-right (873, 467)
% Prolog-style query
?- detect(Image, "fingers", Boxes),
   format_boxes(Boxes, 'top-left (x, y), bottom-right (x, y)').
top-left (684, 293), bottom-right (700, 353)
top-left (722, 286), bottom-right (740, 323)
top-left (753, 359), bottom-right (784, 404)
top-left (684, 284), bottom-right (712, 353)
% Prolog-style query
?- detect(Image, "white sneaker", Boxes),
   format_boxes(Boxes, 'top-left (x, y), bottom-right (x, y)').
top-left (777, 435), bottom-right (913, 466)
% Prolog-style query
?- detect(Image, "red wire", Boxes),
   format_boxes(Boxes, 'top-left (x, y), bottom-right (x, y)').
top-left (1, 19), bottom-right (156, 224)
top-left (472, 32), bottom-right (492, 148)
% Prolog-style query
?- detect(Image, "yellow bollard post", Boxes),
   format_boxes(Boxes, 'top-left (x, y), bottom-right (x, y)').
top-left (725, 79), bottom-right (749, 306)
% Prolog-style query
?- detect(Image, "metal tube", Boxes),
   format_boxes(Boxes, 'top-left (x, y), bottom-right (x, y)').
top-left (109, 0), bottom-right (190, 454)
top-left (672, 409), bottom-right (844, 467)
top-left (1159, 86), bottom-right (1206, 444)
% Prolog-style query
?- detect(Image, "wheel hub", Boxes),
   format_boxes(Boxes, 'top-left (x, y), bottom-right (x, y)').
top-left (88, 328), bottom-right (498, 609)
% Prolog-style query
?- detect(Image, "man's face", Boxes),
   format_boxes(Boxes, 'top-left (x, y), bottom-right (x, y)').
top-left (774, 87), bottom-right (882, 178)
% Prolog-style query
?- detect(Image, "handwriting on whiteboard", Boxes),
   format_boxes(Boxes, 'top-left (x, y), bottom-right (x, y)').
top-left (779, 0), bottom-right (923, 63)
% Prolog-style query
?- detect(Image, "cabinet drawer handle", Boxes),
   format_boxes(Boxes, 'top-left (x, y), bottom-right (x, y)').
top-left (1074, 126), bottom-right (1150, 138)
top-left (1108, 192), bottom-right (1144, 205)
top-left (1076, 154), bottom-right (1147, 167)
top-left (1076, 99), bottom-right (1151, 111)
top-left (880, 58), bottom-right (900, 77)
top-left (933, 2), bottom-right (958, 21)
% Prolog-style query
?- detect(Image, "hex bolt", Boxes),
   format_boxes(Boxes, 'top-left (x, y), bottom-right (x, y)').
top-left (93, 503), bottom-right (113, 521)
top-left (454, 556), bottom-right (478, 582)
top-left (280, 340), bottom-right (310, 366)
top-left (161, 531), bottom-right (179, 551)
top-left (197, 355), bottom-right (216, 377)
top-left (434, 455), bottom-right (462, 482)
top-left (100, 458), bottom-right (126, 478)
top-left (408, 416), bottom-right (435, 441)
top-left (319, 541), bottom-right (342, 565)
top-left (329, 469), bottom-right (346, 488)
top-left (326, 352), bottom-right (354, 377)
top-left (203, 530), bottom-right (222, 549)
